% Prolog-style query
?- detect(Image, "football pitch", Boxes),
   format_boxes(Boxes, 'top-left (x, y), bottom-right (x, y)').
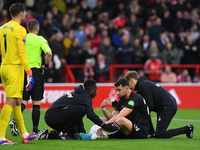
top-left (0, 109), bottom-right (199, 150)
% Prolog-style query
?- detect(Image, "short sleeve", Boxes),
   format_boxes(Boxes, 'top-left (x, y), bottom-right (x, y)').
top-left (40, 37), bottom-right (51, 54)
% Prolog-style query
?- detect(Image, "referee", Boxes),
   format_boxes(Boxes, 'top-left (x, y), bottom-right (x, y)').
top-left (125, 70), bottom-right (194, 138)
top-left (10, 19), bottom-right (52, 136)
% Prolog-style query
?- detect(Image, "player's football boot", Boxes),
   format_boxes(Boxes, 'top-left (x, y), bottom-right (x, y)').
top-left (9, 119), bottom-right (19, 136)
top-left (73, 133), bottom-right (81, 140)
top-left (35, 128), bottom-right (49, 140)
top-left (0, 139), bottom-right (17, 145)
top-left (32, 130), bottom-right (40, 135)
top-left (22, 134), bottom-right (37, 143)
top-left (59, 132), bottom-right (74, 140)
top-left (186, 124), bottom-right (194, 138)
top-left (79, 133), bottom-right (92, 140)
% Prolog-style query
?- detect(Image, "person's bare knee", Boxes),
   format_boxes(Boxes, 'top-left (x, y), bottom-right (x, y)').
top-left (22, 100), bottom-right (28, 106)
top-left (6, 97), bottom-right (17, 108)
top-left (15, 98), bottom-right (22, 106)
top-left (116, 117), bottom-right (126, 126)
top-left (116, 117), bottom-right (132, 135)
top-left (32, 100), bottom-right (41, 105)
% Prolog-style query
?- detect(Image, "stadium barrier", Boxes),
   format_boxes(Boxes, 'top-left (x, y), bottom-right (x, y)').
top-left (65, 64), bottom-right (200, 83)
top-left (0, 83), bottom-right (200, 109)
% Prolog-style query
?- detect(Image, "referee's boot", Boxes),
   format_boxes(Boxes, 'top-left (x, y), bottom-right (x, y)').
top-left (9, 119), bottom-right (19, 136)
top-left (186, 124), bottom-right (194, 138)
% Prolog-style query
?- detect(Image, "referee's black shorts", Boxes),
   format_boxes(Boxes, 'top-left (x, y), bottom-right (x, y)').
top-left (23, 68), bottom-right (44, 101)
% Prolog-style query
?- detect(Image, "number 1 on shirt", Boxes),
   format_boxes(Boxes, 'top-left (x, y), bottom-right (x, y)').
top-left (3, 34), bottom-right (7, 53)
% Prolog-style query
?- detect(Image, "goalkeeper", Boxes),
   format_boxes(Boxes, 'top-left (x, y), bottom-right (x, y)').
top-left (0, 3), bottom-right (36, 145)
top-left (9, 19), bottom-right (52, 136)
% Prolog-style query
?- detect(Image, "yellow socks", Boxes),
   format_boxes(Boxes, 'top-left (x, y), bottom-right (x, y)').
top-left (13, 105), bottom-right (27, 135)
top-left (0, 104), bottom-right (13, 138)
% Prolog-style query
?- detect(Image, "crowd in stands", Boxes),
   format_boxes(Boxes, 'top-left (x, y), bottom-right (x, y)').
top-left (1, 0), bottom-right (200, 83)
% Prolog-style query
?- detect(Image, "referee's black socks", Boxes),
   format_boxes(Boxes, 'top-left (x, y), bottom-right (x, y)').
top-left (32, 105), bottom-right (40, 133)
top-left (21, 103), bottom-right (26, 112)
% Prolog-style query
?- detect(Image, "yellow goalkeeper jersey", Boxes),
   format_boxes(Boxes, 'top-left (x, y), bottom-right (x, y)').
top-left (0, 20), bottom-right (30, 71)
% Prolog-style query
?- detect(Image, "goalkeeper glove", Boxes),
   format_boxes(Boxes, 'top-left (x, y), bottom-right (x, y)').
top-left (26, 69), bottom-right (34, 91)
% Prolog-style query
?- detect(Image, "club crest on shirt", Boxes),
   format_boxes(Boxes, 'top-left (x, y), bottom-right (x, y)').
top-left (23, 37), bottom-right (26, 45)
top-left (128, 100), bottom-right (135, 106)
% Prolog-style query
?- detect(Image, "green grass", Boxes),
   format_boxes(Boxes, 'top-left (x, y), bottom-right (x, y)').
top-left (0, 109), bottom-right (200, 150)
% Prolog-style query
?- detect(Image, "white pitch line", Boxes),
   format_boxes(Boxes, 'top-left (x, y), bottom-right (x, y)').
top-left (152, 117), bottom-right (200, 123)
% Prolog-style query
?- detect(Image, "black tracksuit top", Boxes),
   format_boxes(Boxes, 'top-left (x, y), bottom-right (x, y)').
top-left (135, 76), bottom-right (177, 112)
top-left (47, 85), bottom-right (104, 126)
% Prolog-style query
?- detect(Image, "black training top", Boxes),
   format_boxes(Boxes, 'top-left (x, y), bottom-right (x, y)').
top-left (115, 92), bottom-right (150, 132)
top-left (135, 76), bottom-right (177, 112)
top-left (47, 85), bottom-right (104, 126)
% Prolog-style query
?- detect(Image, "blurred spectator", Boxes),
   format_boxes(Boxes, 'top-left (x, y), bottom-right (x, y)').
top-left (81, 40), bottom-right (95, 65)
top-left (193, 74), bottom-right (200, 83)
top-left (149, 17), bottom-right (165, 40)
top-left (144, 52), bottom-right (163, 82)
top-left (78, 0), bottom-right (91, 21)
top-left (161, 42), bottom-right (180, 64)
top-left (63, 29), bottom-right (74, 56)
top-left (157, 32), bottom-right (170, 51)
top-left (112, 27), bottom-right (124, 52)
top-left (98, 37), bottom-right (115, 65)
top-left (39, 11), bottom-right (59, 41)
top-left (51, 5), bottom-right (63, 24)
top-left (126, 14), bottom-right (140, 36)
top-left (116, 34), bottom-right (134, 64)
top-left (132, 38), bottom-right (145, 64)
top-left (84, 25), bottom-right (101, 55)
top-left (177, 69), bottom-right (192, 83)
top-left (138, 69), bottom-right (145, 77)
top-left (141, 34), bottom-right (150, 52)
top-left (182, 35), bottom-right (199, 64)
top-left (83, 59), bottom-right (94, 81)
top-left (60, 14), bottom-right (70, 37)
top-left (84, 10), bottom-right (95, 24)
top-left (68, 6), bottom-right (78, 25)
top-left (113, 2), bottom-right (125, 18)
top-left (74, 23), bottom-right (87, 46)
top-left (22, 10), bottom-right (36, 31)
top-left (162, 10), bottom-right (173, 32)
top-left (45, 61), bottom-right (56, 83)
top-left (50, 32), bottom-right (65, 63)
top-left (50, 0), bottom-right (67, 15)
top-left (107, 20), bottom-right (116, 39)
top-left (0, 9), bottom-right (9, 25)
top-left (93, 0), bottom-right (106, 19)
top-left (113, 10), bottom-right (127, 29)
top-left (146, 40), bottom-right (161, 59)
top-left (160, 65), bottom-right (177, 83)
top-left (94, 53), bottom-right (109, 82)
top-left (126, 0), bottom-right (142, 18)
top-left (172, 11), bottom-right (185, 34)
top-left (68, 38), bottom-right (82, 64)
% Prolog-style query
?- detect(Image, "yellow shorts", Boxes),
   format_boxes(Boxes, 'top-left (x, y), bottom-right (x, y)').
top-left (1, 65), bottom-right (24, 98)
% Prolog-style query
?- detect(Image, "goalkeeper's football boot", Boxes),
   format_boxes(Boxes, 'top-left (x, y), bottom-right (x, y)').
top-left (186, 124), bottom-right (194, 138)
top-left (79, 133), bottom-right (92, 140)
top-left (9, 119), bottom-right (19, 136)
top-left (35, 128), bottom-right (49, 140)
top-left (22, 134), bottom-right (37, 143)
top-left (0, 139), bottom-right (17, 145)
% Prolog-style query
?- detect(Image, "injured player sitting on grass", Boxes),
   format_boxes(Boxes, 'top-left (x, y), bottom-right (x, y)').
top-left (75, 78), bottom-right (150, 140)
